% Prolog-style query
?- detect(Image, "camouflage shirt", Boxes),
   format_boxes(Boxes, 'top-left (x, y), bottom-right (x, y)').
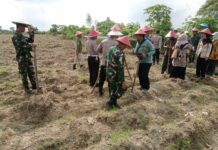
top-left (106, 46), bottom-right (124, 86)
top-left (12, 31), bottom-right (34, 61)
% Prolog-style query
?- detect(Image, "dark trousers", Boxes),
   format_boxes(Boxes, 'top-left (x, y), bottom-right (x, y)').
top-left (18, 59), bottom-right (36, 90)
top-left (153, 49), bottom-right (160, 64)
top-left (196, 57), bottom-right (208, 78)
top-left (206, 60), bottom-right (217, 76)
top-left (170, 66), bottom-right (186, 80)
top-left (138, 63), bottom-right (152, 90)
top-left (99, 66), bottom-right (106, 88)
top-left (88, 56), bottom-right (99, 86)
top-left (161, 55), bottom-right (172, 74)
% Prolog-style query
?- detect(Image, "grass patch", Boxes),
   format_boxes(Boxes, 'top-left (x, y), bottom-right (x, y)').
top-left (110, 130), bottom-right (131, 144)
top-left (0, 81), bottom-right (17, 89)
top-left (166, 138), bottom-right (191, 150)
top-left (80, 75), bottom-right (88, 84)
top-left (39, 139), bottom-right (67, 150)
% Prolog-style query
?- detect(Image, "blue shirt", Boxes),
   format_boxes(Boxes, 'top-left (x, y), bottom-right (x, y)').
top-left (134, 39), bottom-right (155, 64)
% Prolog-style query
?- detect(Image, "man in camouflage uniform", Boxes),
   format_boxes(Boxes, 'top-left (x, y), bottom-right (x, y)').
top-left (11, 21), bottom-right (37, 93)
top-left (106, 36), bottom-right (131, 109)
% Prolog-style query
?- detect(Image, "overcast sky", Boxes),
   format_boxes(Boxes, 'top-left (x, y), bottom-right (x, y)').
top-left (0, 0), bottom-right (206, 31)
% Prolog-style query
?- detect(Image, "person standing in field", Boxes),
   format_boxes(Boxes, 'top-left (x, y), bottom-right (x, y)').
top-left (11, 21), bottom-right (37, 94)
top-left (134, 29), bottom-right (155, 93)
top-left (161, 31), bottom-right (177, 74)
top-left (97, 24), bottom-right (122, 96)
top-left (170, 34), bottom-right (192, 80)
top-left (196, 28), bottom-right (213, 81)
top-left (151, 30), bottom-right (162, 65)
top-left (206, 32), bottom-right (218, 76)
top-left (73, 31), bottom-right (84, 70)
top-left (143, 25), bottom-right (153, 41)
top-left (189, 27), bottom-right (201, 63)
top-left (106, 36), bottom-right (131, 109)
top-left (86, 29), bottom-right (101, 87)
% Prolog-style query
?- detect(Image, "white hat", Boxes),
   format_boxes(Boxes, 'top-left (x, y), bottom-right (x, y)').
top-left (108, 31), bottom-right (123, 36)
top-left (12, 21), bottom-right (32, 27)
top-left (184, 31), bottom-right (189, 34)
top-left (213, 32), bottom-right (218, 40)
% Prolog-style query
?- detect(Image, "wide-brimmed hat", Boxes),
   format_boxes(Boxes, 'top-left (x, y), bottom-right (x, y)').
top-left (200, 28), bottom-right (212, 35)
top-left (192, 27), bottom-right (199, 32)
top-left (165, 31), bottom-right (177, 38)
top-left (75, 31), bottom-right (83, 36)
top-left (88, 30), bottom-right (101, 38)
top-left (143, 25), bottom-right (153, 32)
top-left (116, 36), bottom-right (132, 48)
top-left (108, 24), bottom-right (123, 36)
top-left (212, 32), bottom-right (218, 40)
top-left (12, 21), bottom-right (31, 27)
top-left (134, 29), bottom-right (146, 35)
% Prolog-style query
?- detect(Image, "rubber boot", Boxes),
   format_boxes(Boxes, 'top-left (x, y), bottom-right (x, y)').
top-left (73, 64), bottom-right (76, 70)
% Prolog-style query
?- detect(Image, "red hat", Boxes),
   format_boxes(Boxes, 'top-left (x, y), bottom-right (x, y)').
top-left (143, 25), bottom-right (152, 32)
top-left (75, 31), bottom-right (83, 36)
top-left (134, 28), bottom-right (146, 35)
top-left (165, 31), bottom-right (177, 38)
top-left (88, 30), bottom-right (101, 38)
top-left (200, 28), bottom-right (212, 35)
top-left (116, 36), bottom-right (132, 48)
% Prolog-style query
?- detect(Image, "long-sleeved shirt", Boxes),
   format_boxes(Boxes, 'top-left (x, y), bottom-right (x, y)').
top-left (86, 39), bottom-right (98, 56)
top-left (151, 34), bottom-right (162, 49)
top-left (12, 31), bottom-right (34, 61)
top-left (97, 37), bottom-right (118, 66)
top-left (134, 39), bottom-right (155, 64)
top-left (76, 38), bottom-right (82, 53)
top-left (196, 40), bottom-right (212, 59)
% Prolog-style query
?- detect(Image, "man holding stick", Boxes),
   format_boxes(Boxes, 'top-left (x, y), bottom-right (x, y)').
top-left (12, 21), bottom-right (37, 94)
top-left (106, 36), bottom-right (132, 109)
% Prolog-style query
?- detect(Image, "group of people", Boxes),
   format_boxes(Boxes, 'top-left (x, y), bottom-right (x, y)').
top-left (161, 28), bottom-right (218, 81)
top-left (11, 21), bottom-right (218, 109)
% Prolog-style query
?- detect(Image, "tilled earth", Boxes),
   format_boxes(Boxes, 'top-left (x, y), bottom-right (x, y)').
top-left (0, 34), bottom-right (218, 150)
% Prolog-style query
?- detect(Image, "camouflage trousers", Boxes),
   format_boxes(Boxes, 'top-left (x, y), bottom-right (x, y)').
top-left (18, 58), bottom-right (36, 90)
top-left (108, 82), bottom-right (127, 99)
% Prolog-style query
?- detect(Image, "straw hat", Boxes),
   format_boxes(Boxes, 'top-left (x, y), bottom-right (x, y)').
top-left (116, 36), bottom-right (132, 48)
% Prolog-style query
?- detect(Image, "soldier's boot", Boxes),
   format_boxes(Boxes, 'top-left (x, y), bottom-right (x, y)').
top-left (106, 97), bottom-right (114, 109)
top-left (114, 97), bottom-right (121, 109)
top-left (73, 64), bottom-right (76, 70)
top-left (99, 86), bottom-right (103, 96)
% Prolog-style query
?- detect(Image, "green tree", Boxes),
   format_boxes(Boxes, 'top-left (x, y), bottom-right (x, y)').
top-left (122, 22), bottom-right (140, 38)
top-left (49, 24), bottom-right (60, 35)
top-left (9, 27), bottom-right (15, 33)
top-left (144, 4), bottom-right (172, 36)
top-left (86, 13), bottom-right (93, 28)
top-left (96, 17), bottom-right (115, 36)
top-left (0, 26), bottom-right (2, 34)
top-left (197, 0), bottom-right (218, 18)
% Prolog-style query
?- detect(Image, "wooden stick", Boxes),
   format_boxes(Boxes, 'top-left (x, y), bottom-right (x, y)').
top-left (131, 61), bottom-right (140, 93)
top-left (33, 47), bottom-right (39, 93)
top-left (124, 54), bottom-right (132, 81)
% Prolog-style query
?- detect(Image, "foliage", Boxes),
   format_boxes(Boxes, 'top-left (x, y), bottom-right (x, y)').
top-left (183, 17), bottom-right (218, 33)
top-left (144, 4), bottom-right (172, 37)
top-left (96, 17), bottom-right (115, 36)
top-left (122, 22), bottom-right (140, 38)
top-left (197, 0), bottom-right (218, 18)
top-left (86, 13), bottom-right (93, 28)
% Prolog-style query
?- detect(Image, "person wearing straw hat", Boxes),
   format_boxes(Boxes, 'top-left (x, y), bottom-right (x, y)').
top-left (170, 34), bottom-right (192, 80)
top-left (11, 21), bottom-right (37, 94)
top-left (134, 29), bottom-right (155, 93)
top-left (106, 36), bottom-right (131, 109)
top-left (97, 24), bottom-right (122, 96)
top-left (206, 32), bottom-right (218, 76)
top-left (161, 31), bottom-right (177, 74)
top-left (189, 27), bottom-right (200, 63)
top-left (86, 29), bottom-right (101, 87)
top-left (73, 31), bottom-right (84, 70)
top-left (196, 28), bottom-right (213, 81)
